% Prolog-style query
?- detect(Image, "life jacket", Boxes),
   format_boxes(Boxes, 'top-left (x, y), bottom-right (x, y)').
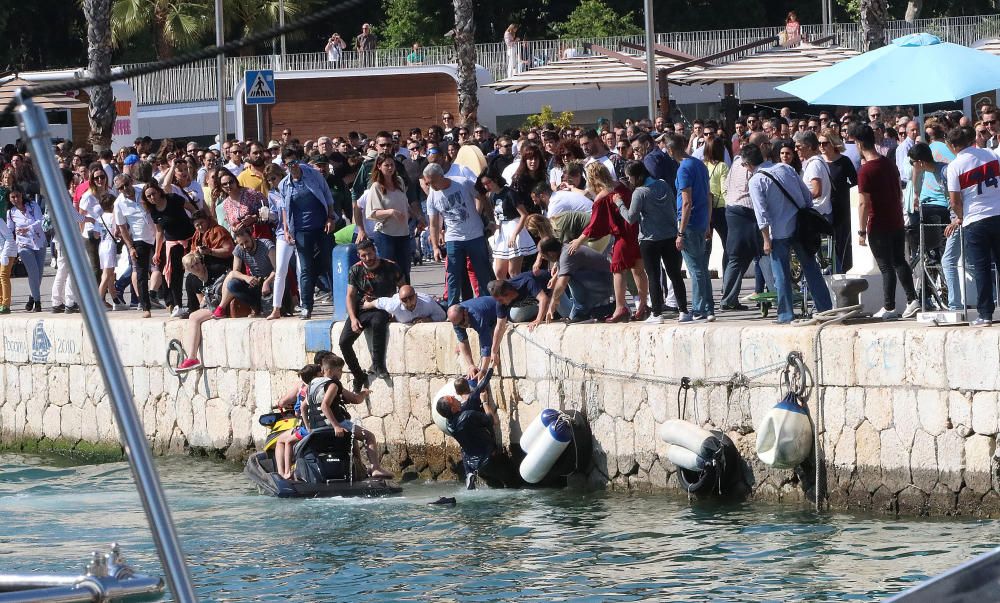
top-left (305, 376), bottom-right (350, 430)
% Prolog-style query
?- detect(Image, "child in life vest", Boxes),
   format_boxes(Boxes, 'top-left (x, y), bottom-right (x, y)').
top-left (274, 363), bottom-right (323, 479)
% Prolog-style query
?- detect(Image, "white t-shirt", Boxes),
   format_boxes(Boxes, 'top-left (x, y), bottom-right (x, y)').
top-left (801, 154), bottom-right (833, 216)
top-left (355, 190), bottom-right (379, 236)
top-left (426, 178), bottom-right (484, 242)
top-left (585, 155), bottom-right (617, 179)
top-left (113, 187), bottom-right (156, 244)
top-left (374, 292), bottom-right (446, 323)
top-left (946, 147), bottom-right (1000, 226)
top-left (546, 190), bottom-right (593, 217)
top-left (446, 162), bottom-right (478, 181)
top-left (501, 160), bottom-right (519, 185)
top-left (78, 191), bottom-right (102, 238)
top-left (170, 183), bottom-right (205, 212)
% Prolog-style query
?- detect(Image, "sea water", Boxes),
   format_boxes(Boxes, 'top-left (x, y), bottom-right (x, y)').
top-left (1, 453), bottom-right (997, 602)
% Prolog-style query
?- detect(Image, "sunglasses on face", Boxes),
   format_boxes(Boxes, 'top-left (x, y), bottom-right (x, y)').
top-left (221, 180), bottom-right (236, 186)
top-left (92, 174), bottom-right (107, 181)
top-left (984, 119), bottom-right (998, 125)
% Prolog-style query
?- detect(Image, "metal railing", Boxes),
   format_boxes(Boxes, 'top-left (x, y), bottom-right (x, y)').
top-left (117, 13), bottom-right (1000, 107)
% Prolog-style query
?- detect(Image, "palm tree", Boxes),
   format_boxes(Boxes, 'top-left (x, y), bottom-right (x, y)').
top-left (860, 0), bottom-right (889, 52)
top-left (224, 0), bottom-right (316, 55)
top-left (111, 0), bottom-right (209, 60)
top-left (452, 0), bottom-right (478, 126)
top-left (83, 0), bottom-right (116, 151)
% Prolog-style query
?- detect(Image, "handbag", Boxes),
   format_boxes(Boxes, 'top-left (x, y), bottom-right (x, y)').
top-left (759, 169), bottom-right (832, 256)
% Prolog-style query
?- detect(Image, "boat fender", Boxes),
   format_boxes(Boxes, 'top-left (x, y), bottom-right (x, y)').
top-left (518, 408), bottom-right (561, 454)
top-left (755, 392), bottom-right (813, 469)
top-left (519, 419), bottom-right (573, 484)
top-left (658, 419), bottom-right (720, 459)
top-left (666, 445), bottom-right (708, 473)
top-left (431, 382), bottom-right (459, 435)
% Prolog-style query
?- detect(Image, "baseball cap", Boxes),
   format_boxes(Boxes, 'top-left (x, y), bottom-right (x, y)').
top-left (267, 140), bottom-right (280, 149)
top-left (123, 154), bottom-right (139, 166)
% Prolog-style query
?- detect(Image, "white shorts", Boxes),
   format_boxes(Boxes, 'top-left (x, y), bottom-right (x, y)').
top-left (98, 238), bottom-right (118, 270)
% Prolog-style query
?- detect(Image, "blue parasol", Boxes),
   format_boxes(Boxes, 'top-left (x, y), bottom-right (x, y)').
top-left (776, 33), bottom-right (1000, 105)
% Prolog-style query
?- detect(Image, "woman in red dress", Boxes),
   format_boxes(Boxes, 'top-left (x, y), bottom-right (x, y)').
top-left (567, 162), bottom-right (649, 322)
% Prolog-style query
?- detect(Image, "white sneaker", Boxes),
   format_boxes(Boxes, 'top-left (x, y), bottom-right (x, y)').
top-left (902, 299), bottom-right (921, 318)
top-left (170, 307), bottom-right (189, 319)
top-left (643, 314), bottom-right (664, 324)
top-left (677, 312), bottom-right (693, 323)
top-left (873, 307), bottom-right (900, 320)
top-left (705, 314), bottom-right (717, 322)
top-left (49, 259), bottom-right (57, 269)
top-left (112, 302), bottom-right (129, 311)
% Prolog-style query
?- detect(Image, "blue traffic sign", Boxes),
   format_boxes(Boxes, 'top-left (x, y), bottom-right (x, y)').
top-left (245, 70), bottom-right (275, 105)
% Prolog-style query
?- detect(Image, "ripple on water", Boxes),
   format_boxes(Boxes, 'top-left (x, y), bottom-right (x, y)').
top-left (1, 454), bottom-right (998, 602)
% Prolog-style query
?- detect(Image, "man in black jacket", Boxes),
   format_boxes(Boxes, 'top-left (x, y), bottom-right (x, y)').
top-left (436, 369), bottom-right (501, 489)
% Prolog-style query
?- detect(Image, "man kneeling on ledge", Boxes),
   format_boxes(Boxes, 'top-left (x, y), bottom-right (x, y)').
top-left (436, 368), bottom-right (501, 489)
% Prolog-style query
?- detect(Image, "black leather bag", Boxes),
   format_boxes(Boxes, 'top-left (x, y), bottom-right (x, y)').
top-left (760, 170), bottom-right (833, 255)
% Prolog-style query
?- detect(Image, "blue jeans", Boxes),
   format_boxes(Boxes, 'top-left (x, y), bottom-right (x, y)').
top-left (294, 229), bottom-right (333, 312)
top-left (19, 247), bottom-right (46, 301)
top-left (964, 215), bottom-right (1000, 320)
top-left (769, 237), bottom-right (833, 323)
top-left (566, 269), bottom-right (615, 319)
top-left (942, 228), bottom-right (964, 311)
top-left (372, 231), bottom-right (411, 284)
top-left (444, 237), bottom-right (494, 307)
top-left (681, 228), bottom-right (714, 316)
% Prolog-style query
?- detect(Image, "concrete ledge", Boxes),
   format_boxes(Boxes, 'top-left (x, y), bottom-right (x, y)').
top-left (2, 314), bottom-right (999, 516)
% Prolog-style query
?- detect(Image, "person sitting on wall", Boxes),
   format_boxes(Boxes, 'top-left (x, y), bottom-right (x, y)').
top-left (341, 238), bottom-right (404, 392)
top-left (360, 284), bottom-right (446, 324)
top-left (436, 368), bottom-right (502, 489)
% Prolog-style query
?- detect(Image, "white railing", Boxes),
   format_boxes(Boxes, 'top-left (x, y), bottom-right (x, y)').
top-left (119, 13), bottom-right (1000, 106)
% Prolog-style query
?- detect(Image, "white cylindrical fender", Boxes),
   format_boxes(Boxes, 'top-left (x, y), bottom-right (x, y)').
top-left (658, 419), bottom-right (717, 458)
top-left (518, 408), bottom-right (560, 454)
top-left (519, 420), bottom-right (573, 484)
top-left (431, 382), bottom-right (459, 435)
top-left (666, 445), bottom-right (708, 473)
top-left (756, 395), bottom-right (813, 469)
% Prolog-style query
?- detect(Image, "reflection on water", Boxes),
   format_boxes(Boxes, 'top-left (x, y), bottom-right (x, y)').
top-left (1, 453), bottom-right (997, 602)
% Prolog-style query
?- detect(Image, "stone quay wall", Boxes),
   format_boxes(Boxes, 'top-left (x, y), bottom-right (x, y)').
top-left (1, 314), bottom-right (999, 517)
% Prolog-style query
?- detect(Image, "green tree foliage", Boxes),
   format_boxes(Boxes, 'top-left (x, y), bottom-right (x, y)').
top-left (110, 0), bottom-right (210, 59)
top-left (380, 0), bottom-right (450, 48)
top-left (0, 0), bottom-right (86, 71)
top-left (524, 105), bottom-right (574, 129)
top-left (552, 0), bottom-right (643, 39)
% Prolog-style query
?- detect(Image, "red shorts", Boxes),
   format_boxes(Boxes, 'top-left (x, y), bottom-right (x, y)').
top-left (609, 237), bottom-right (640, 273)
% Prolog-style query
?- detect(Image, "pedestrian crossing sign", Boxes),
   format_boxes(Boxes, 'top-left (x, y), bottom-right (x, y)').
top-left (245, 70), bottom-right (275, 105)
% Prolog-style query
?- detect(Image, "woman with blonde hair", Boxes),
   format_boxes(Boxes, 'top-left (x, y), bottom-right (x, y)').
top-left (364, 153), bottom-right (413, 283)
top-left (567, 162), bottom-right (648, 322)
top-left (819, 128), bottom-right (858, 273)
top-left (504, 24), bottom-right (520, 78)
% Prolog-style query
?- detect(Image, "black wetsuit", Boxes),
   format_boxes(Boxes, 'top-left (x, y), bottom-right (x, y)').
top-left (447, 369), bottom-right (495, 475)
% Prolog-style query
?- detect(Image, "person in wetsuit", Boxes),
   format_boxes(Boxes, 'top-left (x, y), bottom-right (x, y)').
top-left (436, 368), bottom-right (509, 489)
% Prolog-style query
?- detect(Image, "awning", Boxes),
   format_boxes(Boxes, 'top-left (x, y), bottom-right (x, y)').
top-left (0, 77), bottom-right (88, 110)
top-left (483, 55), bottom-right (702, 92)
top-left (972, 37), bottom-right (1000, 55)
top-left (685, 42), bottom-right (859, 85)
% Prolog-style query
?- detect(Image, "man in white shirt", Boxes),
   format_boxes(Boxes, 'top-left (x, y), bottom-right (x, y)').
top-left (796, 131), bottom-right (832, 217)
top-left (895, 119), bottom-right (920, 187)
top-left (363, 285), bottom-right (446, 324)
top-left (531, 182), bottom-right (592, 218)
top-left (690, 121), bottom-right (733, 167)
top-left (945, 125), bottom-right (1000, 326)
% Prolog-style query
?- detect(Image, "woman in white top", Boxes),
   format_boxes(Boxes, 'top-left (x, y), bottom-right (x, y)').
top-left (265, 163), bottom-right (295, 320)
top-left (325, 33), bottom-right (346, 64)
top-left (7, 186), bottom-right (46, 312)
top-left (504, 24), bottom-right (519, 78)
top-left (78, 164), bottom-right (109, 283)
top-left (0, 204), bottom-right (17, 314)
top-left (94, 193), bottom-right (121, 309)
top-left (366, 154), bottom-right (413, 283)
top-left (476, 172), bottom-right (535, 279)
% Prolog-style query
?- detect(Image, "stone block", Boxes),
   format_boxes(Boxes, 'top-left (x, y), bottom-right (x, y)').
top-left (79, 402), bottom-right (99, 443)
top-left (198, 320), bottom-right (227, 368)
top-left (866, 387), bottom-right (893, 431)
top-left (880, 427), bottom-right (911, 489)
top-left (945, 329), bottom-right (1000, 391)
top-left (855, 327), bottom-right (906, 387)
top-left (963, 434), bottom-right (995, 493)
top-left (131, 367), bottom-right (149, 408)
top-left (949, 390), bottom-right (973, 435)
top-left (4, 365), bottom-right (18, 407)
top-left (600, 380), bottom-right (624, 419)
top-left (915, 390), bottom-right (948, 436)
top-left (903, 329), bottom-right (948, 389)
top-left (437, 321), bottom-right (472, 375)
top-left (68, 365), bottom-right (87, 406)
top-left (833, 425), bottom-right (856, 470)
top-left (844, 387), bottom-right (865, 430)
top-left (822, 387), bottom-right (847, 434)
top-left (61, 404), bottom-right (83, 441)
top-left (49, 366), bottom-right (69, 408)
top-left (95, 398), bottom-right (116, 441)
top-left (647, 385), bottom-right (670, 423)
top-left (891, 389), bottom-right (919, 447)
top-left (408, 378), bottom-right (432, 427)
top-left (670, 326), bottom-right (706, 380)
top-left (48, 319), bottom-right (84, 365)
top-left (816, 326), bottom-right (856, 386)
top-left (632, 406), bottom-right (656, 456)
top-left (621, 381), bottom-right (645, 422)
top-left (855, 420), bottom-right (881, 469)
top-left (270, 320), bottom-right (307, 370)
top-left (402, 322), bottom-right (439, 375)
top-left (248, 320), bottom-right (273, 370)
top-left (937, 429), bottom-right (965, 492)
top-left (385, 323), bottom-right (408, 375)
top-left (909, 429), bottom-right (938, 492)
top-left (41, 404), bottom-right (61, 440)
top-left (496, 325), bottom-right (527, 379)
top-left (741, 325), bottom-right (816, 378)
top-left (109, 320), bottom-right (143, 367)
top-left (140, 320), bottom-right (167, 366)
top-left (204, 397), bottom-right (232, 449)
top-left (222, 319), bottom-right (254, 370)
top-left (3, 318), bottom-right (30, 363)
top-left (972, 392), bottom-right (1000, 436)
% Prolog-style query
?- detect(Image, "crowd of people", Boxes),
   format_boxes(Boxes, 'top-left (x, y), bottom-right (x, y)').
top-left (0, 100), bottom-right (998, 369)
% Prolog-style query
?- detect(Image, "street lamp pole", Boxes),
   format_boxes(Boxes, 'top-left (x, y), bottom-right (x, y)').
top-left (643, 0), bottom-right (657, 121)
top-left (214, 0), bottom-right (226, 149)
top-left (279, 0), bottom-right (287, 68)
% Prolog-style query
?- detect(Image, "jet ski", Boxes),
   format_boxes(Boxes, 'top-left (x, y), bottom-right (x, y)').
top-left (245, 412), bottom-right (402, 498)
